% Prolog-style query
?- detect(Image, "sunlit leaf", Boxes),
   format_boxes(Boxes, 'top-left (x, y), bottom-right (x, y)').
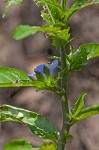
top-left (68, 46), bottom-right (88, 71)
top-left (79, 43), bottom-right (99, 60)
top-left (3, 139), bottom-right (34, 150)
top-left (13, 25), bottom-right (41, 40)
top-left (0, 67), bottom-right (45, 88)
top-left (71, 92), bottom-right (87, 116)
top-left (71, 104), bottom-right (99, 123)
top-left (0, 105), bottom-right (59, 140)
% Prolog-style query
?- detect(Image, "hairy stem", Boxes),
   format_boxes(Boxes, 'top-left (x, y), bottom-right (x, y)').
top-left (58, 46), bottom-right (69, 150)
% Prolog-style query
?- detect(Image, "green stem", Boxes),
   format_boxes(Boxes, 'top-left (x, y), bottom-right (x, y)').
top-left (61, 0), bottom-right (67, 11)
top-left (58, 46), bottom-right (70, 150)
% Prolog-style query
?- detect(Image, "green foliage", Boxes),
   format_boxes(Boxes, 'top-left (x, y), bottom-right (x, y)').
top-left (65, 0), bottom-right (99, 21)
top-left (68, 44), bottom-right (99, 71)
top-left (2, 0), bottom-right (99, 149)
top-left (68, 46), bottom-right (88, 71)
top-left (71, 92), bottom-right (87, 116)
top-left (79, 43), bottom-right (99, 59)
top-left (35, 0), bottom-right (65, 25)
top-left (70, 92), bottom-right (99, 125)
top-left (71, 104), bottom-right (99, 124)
top-left (0, 67), bottom-right (45, 88)
top-left (13, 25), bottom-right (41, 40)
top-left (0, 67), bottom-right (31, 87)
top-left (3, 139), bottom-right (33, 150)
top-left (0, 105), bottom-right (59, 140)
top-left (0, 67), bottom-right (59, 93)
top-left (3, 0), bottom-right (23, 17)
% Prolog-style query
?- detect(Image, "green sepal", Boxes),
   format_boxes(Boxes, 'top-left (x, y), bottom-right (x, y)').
top-left (43, 66), bottom-right (50, 77)
top-left (0, 105), bottom-right (59, 140)
top-left (35, 71), bottom-right (44, 81)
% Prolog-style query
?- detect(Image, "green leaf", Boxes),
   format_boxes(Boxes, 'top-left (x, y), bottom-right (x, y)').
top-left (0, 105), bottom-right (59, 140)
top-left (13, 25), bottom-right (41, 40)
top-left (79, 43), bottom-right (99, 60)
top-left (68, 46), bottom-right (88, 71)
top-left (71, 104), bottom-right (99, 122)
top-left (3, 139), bottom-right (34, 150)
top-left (0, 67), bottom-right (46, 89)
top-left (65, 0), bottom-right (99, 21)
top-left (49, 27), bottom-right (70, 47)
top-left (3, 0), bottom-right (23, 17)
top-left (71, 92), bottom-right (87, 116)
top-left (34, 0), bottom-right (65, 25)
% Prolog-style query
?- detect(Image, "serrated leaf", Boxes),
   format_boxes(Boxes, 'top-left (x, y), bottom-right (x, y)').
top-left (13, 25), bottom-right (41, 40)
top-left (3, 0), bottom-right (23, 17)
top-left (0, 105), bottom-right (58, 140)
top-left (71, 104), bottom-right (99, 123)
top-left (79, 43), bottom-right (99, 60)
top-left (3, 139), bottom-right (34, 150)
top-left (72, 92), bottom-right (87, 116)
top-left (35, 0), bottom-right (65, 25)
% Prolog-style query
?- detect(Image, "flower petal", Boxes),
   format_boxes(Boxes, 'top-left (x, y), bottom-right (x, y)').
top-left (28, 73), bottom-right (36, 77)
top-left (49, 60), bottom-right (58, 75)
top-left (35, 64), bottom-right (48, 78)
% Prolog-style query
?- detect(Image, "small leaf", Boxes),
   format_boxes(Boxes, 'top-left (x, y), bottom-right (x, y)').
top-left (72, 92), bottom-right (87, 116)
top-left (0, 105), bottom-right (58, 140)
top-left (68, 46), bottom-right (88, 71)
top-left (72, 104), bottom-right (99, 123)
top-left (13, 25), bottom-right (41, 40)
top-left (3, 0), bottom-right (23, 17)
top-left (79, 43), bottom-right (99, 60)
top-left (3, 139), bottom-right (33, 150)
top-left (65, 0), bottom-right (99, 21)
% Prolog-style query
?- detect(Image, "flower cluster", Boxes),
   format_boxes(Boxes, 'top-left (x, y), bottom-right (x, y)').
top-left (28, 60), bottom-right (58, 79)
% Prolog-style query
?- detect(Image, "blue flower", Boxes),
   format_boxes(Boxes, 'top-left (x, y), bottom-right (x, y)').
top-left (28, 60), bottom-right (58, 78)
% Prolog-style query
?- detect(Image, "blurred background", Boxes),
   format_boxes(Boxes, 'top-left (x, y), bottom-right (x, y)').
top-left (0, 0), bottom-right (99, 149)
